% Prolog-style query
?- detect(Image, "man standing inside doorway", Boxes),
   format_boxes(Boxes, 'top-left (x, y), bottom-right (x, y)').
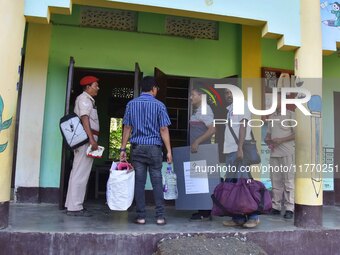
top-left (120, 76), bottom-right (172, 225)
top-left (265, 92), bottom-right (296, 219)
top-left (65, 76), bottom-right (100, 217)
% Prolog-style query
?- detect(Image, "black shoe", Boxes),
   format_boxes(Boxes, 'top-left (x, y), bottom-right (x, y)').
top-left (283, 210), bottom-right (294, 219)
top-left (190, 212), bottom-right (212, 221)
top-left (271, 209), bottom-right (281, 215)
top-left (66, 209), bottom-right (92, 217)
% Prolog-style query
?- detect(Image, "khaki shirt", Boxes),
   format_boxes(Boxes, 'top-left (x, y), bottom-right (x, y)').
top-left (267, 110), bottom-right (295, 157)
top-left (74, 92), bottom-right (100, 132)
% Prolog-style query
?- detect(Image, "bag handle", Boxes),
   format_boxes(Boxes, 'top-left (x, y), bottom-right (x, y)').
top-left (257, 188), bottom-right (265, 212)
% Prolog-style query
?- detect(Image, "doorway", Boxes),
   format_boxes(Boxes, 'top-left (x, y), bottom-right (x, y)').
top-left (156, 72), bottom-right (190, 148)
top-left (59, 60), bottom-right (140, 208)
top-left (58, 59), bottom-right (237, 208)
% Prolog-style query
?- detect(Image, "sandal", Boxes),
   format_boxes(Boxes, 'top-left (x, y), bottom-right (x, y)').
top-left (156, 217), bottom-right (166, 225)
top-left (190, 212), bottom-right (212, 222)
top-left (134, 218), bottom-right (146, 224)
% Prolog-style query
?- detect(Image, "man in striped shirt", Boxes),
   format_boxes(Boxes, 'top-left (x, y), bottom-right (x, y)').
top-left (120, 76), bottom-right (172, 225)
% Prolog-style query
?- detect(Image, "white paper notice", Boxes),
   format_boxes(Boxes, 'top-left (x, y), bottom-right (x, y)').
top-left (183, 160), bottom-right (209, 195)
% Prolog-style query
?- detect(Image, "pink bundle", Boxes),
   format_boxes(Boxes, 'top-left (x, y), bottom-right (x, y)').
top-left (116, 162), bottom-right (134, 171)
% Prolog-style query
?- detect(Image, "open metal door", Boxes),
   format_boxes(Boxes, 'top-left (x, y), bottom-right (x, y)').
top-left (154, 67), bottom-right (169, 160)
top-left (154, 67), bottom-right (167, 104)
top-left (59, 57), bottom-right (75, 209)
top-left (134, 63), bottom-right (142, 98)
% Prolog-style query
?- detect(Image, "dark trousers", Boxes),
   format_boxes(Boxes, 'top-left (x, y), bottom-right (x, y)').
top-left (131, 145), bottom-right (164, 219)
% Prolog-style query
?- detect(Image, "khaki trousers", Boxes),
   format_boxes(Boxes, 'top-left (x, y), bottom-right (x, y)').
top-left (269, 154), bottom-right (295, 212)
top-left (65, 142), bottom-right (94, 211)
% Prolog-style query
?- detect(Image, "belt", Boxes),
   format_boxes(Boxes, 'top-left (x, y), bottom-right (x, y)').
top-left (131, 144), bottom-right (161, 148)
top-left (91, 130), bottom-right (100, 136)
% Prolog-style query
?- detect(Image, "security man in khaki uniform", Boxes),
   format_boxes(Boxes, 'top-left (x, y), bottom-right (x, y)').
top-left (265, 92), bottom-right (295, 219)
top-left (65, 76), bottom-right (100, 217)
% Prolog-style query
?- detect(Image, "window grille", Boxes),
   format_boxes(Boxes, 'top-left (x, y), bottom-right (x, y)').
top-left (81, 8), bottom-right (137, 32)
top-left (111, 87), bottom-right (134, 99)
top-left (166, 16), bottom-right (218, 40)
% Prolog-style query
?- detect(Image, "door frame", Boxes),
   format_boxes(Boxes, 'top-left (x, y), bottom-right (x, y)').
top-left (59, 57), bottom-right (75, 209)
top-left (59, 61), bottom-right (142, 208)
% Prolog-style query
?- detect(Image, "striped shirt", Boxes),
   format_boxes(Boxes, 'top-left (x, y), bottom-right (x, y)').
top-left (123, 93), bottom-right (171, 145)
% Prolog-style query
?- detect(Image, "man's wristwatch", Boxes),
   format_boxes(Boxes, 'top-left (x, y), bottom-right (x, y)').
top-left (120, 148), bottom-right (126, 152)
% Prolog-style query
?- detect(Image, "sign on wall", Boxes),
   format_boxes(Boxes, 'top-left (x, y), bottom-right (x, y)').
top-left (321, 0), bottom-right (340, 51)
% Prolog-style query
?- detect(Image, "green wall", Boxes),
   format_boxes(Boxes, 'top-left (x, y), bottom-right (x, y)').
top-left (39, 6), bottom-right (297, 188)
top-left (40, 7), bottom-right (242, 187)
top-left (322, 54), bottom-right (340, 148)
top-left (261, 38), bottom-right (294, 70)
top-left (261, 37), bottom-right (340, 150)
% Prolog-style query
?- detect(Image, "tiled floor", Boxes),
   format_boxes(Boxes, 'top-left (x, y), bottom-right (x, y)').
top-left (3, 202), bottom-right (340, 234)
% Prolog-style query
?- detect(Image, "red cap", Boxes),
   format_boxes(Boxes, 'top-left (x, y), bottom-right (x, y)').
top-left (80, 76), bottom-right (99, 86)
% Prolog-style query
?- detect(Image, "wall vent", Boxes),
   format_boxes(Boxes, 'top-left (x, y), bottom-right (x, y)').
top-left (165, 16), bottom-right (218, 40)
top-left (81, 7), bottom-right (137, 32)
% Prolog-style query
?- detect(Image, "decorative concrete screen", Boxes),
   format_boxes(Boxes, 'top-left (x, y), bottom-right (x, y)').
top-left (166, 16), bottom-right (218, 40)
top-left (81, 7), bottom-right (137, 32)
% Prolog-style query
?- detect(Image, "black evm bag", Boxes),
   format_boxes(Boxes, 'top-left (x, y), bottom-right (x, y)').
top-left (242, 139), bottom-right (261, 165)
top-left (60, 113), bottom-right (89, 150)
top-left (228, 120), bottom-right (261, 165)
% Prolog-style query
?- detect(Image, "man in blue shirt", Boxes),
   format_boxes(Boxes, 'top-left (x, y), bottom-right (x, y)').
top-left (120, 76), bottom-right (172, 225)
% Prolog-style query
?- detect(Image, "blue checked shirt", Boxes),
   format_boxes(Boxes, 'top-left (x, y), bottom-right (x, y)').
top-left (123, 93), bottom-right (171, 145)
